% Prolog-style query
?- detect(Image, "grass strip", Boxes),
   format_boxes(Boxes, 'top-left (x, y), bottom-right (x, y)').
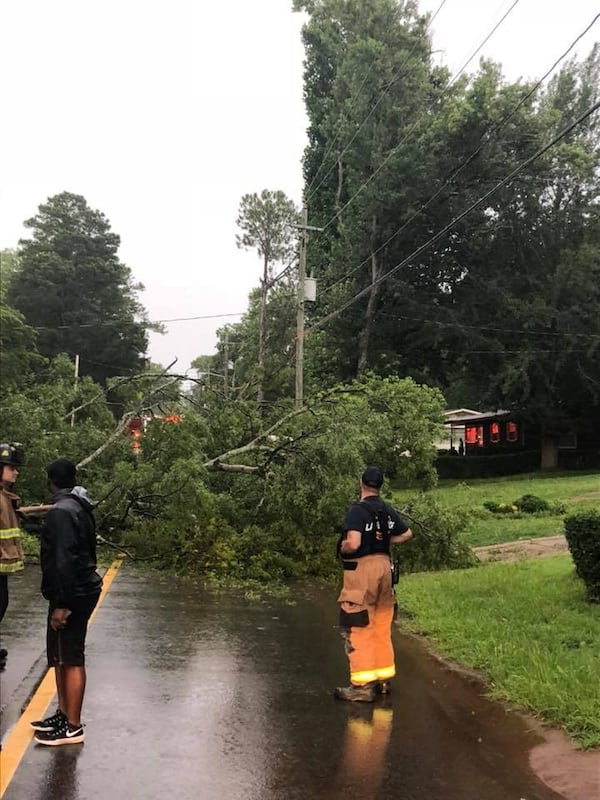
top-left (397, 555), bottom-right (600, 748)
top-left (461, 515), bottom-right (564, 547)
top-left (408, 472), bottom-right (600, 510)
top-left (392, 471), bottom-right (599, 548)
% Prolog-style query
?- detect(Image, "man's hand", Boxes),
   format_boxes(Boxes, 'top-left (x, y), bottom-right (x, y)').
top-left (18, 504), bottom-right (52, 516)
top-left (390, 527), bottom-right (413, 545)
top-left (340, 530), bottom-right (361, 554)
top-left (50, 608), bottom-right (71, 631)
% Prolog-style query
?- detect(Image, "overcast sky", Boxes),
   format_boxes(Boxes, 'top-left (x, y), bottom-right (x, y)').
top-left (1, 0), bottom-right (598, 374)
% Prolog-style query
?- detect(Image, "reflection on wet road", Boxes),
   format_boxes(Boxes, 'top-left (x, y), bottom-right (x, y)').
top-left (2, 565), bottom-right (566, 800)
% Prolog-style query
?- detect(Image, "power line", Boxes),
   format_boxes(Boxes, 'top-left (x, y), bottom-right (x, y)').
top-left (377, 312), bottom-right (600, 340)
top-left (304, 58), bottom-right (379, 200)
top-left (447, 0), bottom-right (520, 85)
top-left (30, 272), bottom-right (297, 332)
top-left (318, 0), bottom-right (521, 233)
top-left (266, 255), bottom-right (298, 289)
top-left (318, 10), bottom-right (600, 298)
top-left (155, 312), bottom-right (244, 324)
top-left (304, 97), bottom-right (600, 337)
top-left (31, 312), bottom-right (245, 330)
top-left (56, 351), bottom-right (148, 373)
top-left (447, 349), bottom-right (594, 354)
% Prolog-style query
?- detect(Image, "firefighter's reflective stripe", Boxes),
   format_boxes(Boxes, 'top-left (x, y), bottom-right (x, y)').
top-left (0, 527), bottom-right (20, 539)
top-left (0, 531), bottom-right (24, 571)
top-left (0, 560), bottom-right (24, 573)
top-left (349, 664), bottom-right (396, 684)
top-left (375, 664), bottom-right (395, 680)
top-left (350, 668), bottom-right (379, 684)
top-left (0, 526), bottom-right (23, 573)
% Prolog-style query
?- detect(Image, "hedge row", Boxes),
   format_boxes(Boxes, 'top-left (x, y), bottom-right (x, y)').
top-left (436, 451), bottom-right (540, 479)
top-left (564, 511), bottom-right (600, 603)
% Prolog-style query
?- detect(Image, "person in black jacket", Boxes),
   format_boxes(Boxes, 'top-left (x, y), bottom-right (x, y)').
top-left (31, 459), bottom-right (102, 746)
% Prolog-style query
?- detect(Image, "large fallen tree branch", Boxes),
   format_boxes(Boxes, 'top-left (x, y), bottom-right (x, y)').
top-left (75, 368), bottom-right (347, 474)
top-left (77, 360), bottom-right (179, 469)
top-left (77, 409), bottom-right (137, 469)
top-left (206, 461), bottom-right (259, 474)
top-left (203, 403), bottom-right (311, 472)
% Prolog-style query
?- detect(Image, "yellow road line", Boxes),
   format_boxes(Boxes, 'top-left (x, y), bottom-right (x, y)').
top-left (0, 558), bottom-right (124, 797)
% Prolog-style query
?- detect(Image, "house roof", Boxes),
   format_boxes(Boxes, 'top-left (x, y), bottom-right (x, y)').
top-left (445, 409), bottom-right (512, 425)
top-left (443, 408), bottom-right (481, 419)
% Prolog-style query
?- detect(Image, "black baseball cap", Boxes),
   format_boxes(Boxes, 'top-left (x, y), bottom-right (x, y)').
top-left (361, 466), bottom-right (383, 489)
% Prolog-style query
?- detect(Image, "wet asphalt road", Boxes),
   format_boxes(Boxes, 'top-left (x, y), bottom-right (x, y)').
top-left (1, 563), bottom-right (566, 800)
top-left (0, 565), bottom-right (48, 733)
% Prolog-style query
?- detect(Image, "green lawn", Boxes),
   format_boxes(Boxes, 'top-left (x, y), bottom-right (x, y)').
top-left (397, 555), bottom-right (600, 748)
top-left (392, 471), bottom-right (600, 547)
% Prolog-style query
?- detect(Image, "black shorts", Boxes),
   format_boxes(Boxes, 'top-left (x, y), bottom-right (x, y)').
top-left (47, 592), bottom-right (100, 667)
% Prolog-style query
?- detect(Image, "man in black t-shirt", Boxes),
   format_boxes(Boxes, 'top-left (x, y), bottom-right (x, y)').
top-left (335, 466), bottom-right (412, 702)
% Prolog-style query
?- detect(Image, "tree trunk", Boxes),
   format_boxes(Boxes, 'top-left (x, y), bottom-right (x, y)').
top-left (540, 436), bottom-right (559, 470)
top-left (256, 255), bottom-right (268, 410)
top-left (335, 158), bottom-right (344, 210)
top-left (357, 221), bottom-right (383, 374)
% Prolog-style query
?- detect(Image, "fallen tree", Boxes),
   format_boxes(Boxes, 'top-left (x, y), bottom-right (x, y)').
top-left (3, 362), bottom-right (473, 580)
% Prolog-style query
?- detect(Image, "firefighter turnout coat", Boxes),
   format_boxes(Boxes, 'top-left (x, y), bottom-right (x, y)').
top-left (0, 485), bottom-right (24, 574)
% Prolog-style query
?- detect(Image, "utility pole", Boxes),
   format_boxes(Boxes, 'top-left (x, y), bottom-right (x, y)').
top-left (70, 354), bottom-right (80, 428)
top-left (295, 208), bottom-right (307, 410)
top-left (223, 329), bottom-right (229, 396)
top-left (295, 210), bottom-right (323, 409)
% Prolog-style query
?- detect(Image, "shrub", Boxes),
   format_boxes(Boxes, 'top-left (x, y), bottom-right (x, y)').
top-left (397, 495), bottom-right (475, 574)
top-left (482, 495), bottom-right (565, 516)
top-left (483, 501), bottom-right (518, 514)
top-left (513, 494), bottom-right (549, 513)
top-left (564, 512), bottom-right (600, 602)
top-left (436, 450), bottom-right (540, 479)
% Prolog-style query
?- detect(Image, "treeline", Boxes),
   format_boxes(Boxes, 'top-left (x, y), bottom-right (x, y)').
top-left (209, 0), bottom-right (600, 450)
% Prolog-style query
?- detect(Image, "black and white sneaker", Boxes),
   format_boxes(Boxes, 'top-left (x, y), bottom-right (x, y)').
top-left (34, 720), bottom-right (85, 746)
top-left (30, 709), bottom-right (67, 732)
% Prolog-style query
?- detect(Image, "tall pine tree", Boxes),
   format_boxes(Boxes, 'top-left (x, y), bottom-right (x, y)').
top-left (8, 192), bottom-right (152, 384)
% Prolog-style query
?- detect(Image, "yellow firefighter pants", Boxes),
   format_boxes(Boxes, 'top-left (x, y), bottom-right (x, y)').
top-left (338, 554), bottom-right (396, 685)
